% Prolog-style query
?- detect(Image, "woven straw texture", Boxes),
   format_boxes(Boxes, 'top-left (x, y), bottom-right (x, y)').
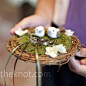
top-left (7, 29), bottom-right (83, 65)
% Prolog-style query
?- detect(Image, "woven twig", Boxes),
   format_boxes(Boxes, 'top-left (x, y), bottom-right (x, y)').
top-left (7, 29), bottom-right (85, 65)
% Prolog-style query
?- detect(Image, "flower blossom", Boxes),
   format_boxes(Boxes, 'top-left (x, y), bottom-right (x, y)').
top-left (64, 29), bottom-right (74, 36)
top-left (56, 44), bottom-right (67, 53)
top-left (15, 28), bottom-right (28, 36)
top-left (45, 44), bottom-right (67, 58)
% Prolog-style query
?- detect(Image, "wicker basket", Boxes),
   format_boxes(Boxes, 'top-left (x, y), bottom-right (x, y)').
top-left (7, 28), bottom-right (83, 65)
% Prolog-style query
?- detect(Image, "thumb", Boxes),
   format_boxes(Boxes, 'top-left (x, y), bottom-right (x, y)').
top-left (76, 48), bottom-right (86, 65)
top-left (10, 14), bottom-right (46, 35)
top-left (76, 48), bottom-right (86, 57)
top-left (80, 58), bottom-right (86, 65)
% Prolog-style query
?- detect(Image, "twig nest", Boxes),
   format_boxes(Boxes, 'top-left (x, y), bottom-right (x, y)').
top-left (15, 28), bottom-right (28, 36)
top-left (47, 27), bottom-right (60, 38)
top-left (35, 26), bottom-right (45, 37)
top-left (7, 27), bottom-right (85, 65)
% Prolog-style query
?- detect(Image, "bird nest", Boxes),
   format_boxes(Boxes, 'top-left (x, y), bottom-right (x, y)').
top-left (7, 27), bottom-right (84, 65)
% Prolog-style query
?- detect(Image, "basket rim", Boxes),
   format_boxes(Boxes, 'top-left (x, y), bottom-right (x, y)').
top-left (7, 28), bottom-right (82, 65)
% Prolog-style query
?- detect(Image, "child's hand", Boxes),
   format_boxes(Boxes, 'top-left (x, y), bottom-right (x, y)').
top-left (10, 14), bottom-right (48, 35)
top-left (68, 48), bottom-right (86, 77)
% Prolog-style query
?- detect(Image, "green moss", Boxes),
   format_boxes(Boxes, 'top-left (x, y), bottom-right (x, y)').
top-left (56, 32), bottom-right (71, 50)
top-left (17, 31), bottom-right (72, 55)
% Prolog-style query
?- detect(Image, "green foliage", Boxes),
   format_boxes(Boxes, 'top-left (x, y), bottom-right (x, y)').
top-left (56, 32), bottom-right (71, 50)
top-left (17, 31), bottom-right (72, 55)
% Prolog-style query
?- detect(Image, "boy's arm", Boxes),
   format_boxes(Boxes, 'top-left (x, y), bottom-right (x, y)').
top-left (35, 0), bottom-right (55, 26)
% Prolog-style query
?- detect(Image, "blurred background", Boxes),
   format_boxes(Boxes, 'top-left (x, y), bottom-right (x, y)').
top-left (0, 0), bottom-right (37, 86)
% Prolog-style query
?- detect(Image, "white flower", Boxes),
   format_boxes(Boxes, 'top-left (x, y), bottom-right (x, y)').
top-left (15, 28), bottom-right (28, 36)
top-left (64, 29), bottom-right (74, 36)
top-left (45, 44), bottom-right (67, 58)
top-left (47, 27), bottom-right (60, 38)
top-left (35, 26), bottom-right (45, 37)
top-left (56, 44), bottom-right (67, 53)
top-left (45, 47), bottom-right (58, 58)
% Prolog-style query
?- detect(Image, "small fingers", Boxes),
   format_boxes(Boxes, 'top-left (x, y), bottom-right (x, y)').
top-left (75, 48), bottom-right (86, 65)
top-left (76, 48), bottom-right (86, 57)
top-left (10, 24), bottom-right (21, 35)
top-left (80, 58), bottom-right (86, 65)
top-left (10, 17), bottom-right (31, 35)
top-left (9, 14), bottom-right (47, 35)
top-left (68, 57), bottom-right (80, 72)
top-left (69, 57), bottom-right (86, 77)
